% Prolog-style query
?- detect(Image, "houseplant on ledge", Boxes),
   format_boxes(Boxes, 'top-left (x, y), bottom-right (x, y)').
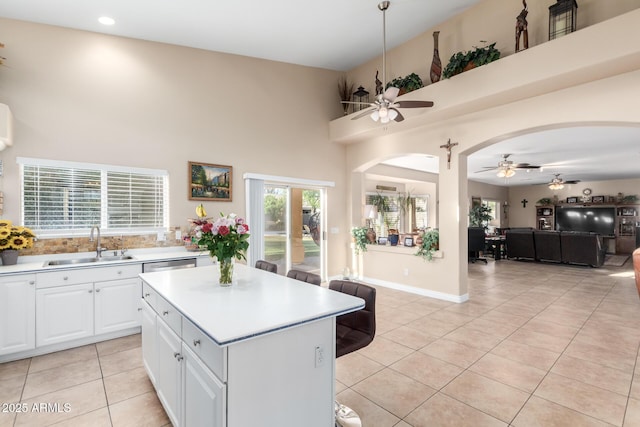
top-left (416, 229), bottom-right (439, 261)
top-left (385, 73), bottom-right (424, 95)
top-left (0, 220), bottom-right (36, 265)
top-left (351, 226), bottom-right (369, 254)
top-left (442, 42), bottom-right (501, 79)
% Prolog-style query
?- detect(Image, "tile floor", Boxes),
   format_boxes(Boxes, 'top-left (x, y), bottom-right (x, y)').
top-left (1, 258), bottom-right (639, 426)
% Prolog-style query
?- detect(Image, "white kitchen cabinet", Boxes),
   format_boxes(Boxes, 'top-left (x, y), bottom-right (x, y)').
top-left (141, 299), bottom-right (158, 386)
top-left (94, 278), bottom-right (141, 335)
top-left (36, 282), bottom-right (94, 347)
top-left (156, 317), bottom-right (183, 427)
top-left (0, 274), bottom-right (36, 355)
top-left (183, 344), bottom-right (226, 427)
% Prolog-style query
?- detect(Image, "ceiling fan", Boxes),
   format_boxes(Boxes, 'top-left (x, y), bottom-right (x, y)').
top-left (547, 173), bottom-right (580, 190)
top-left (343, 1), bottom-right (434, 123)
top-left (476, 154), bottom-right (541, 177)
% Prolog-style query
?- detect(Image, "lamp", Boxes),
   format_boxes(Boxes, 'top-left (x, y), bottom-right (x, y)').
top-left (548, 182), bottom-right (564, 190)
top-left (549, 0), bottom-right (578, 40)
top-left (352, 86), bottom-right (369, 113)
top-left (363, 205), bottom-right (378, 243)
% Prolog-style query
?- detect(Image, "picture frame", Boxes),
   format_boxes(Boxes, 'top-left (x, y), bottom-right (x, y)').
top-left (591, 195), bottom-right (605, 203)
top-left (377, 237), bottom-right (387, 245)
top-left (188, 161), bottom-right (232, 202)
top-left (566, 197), bottom-right (578, 204)
top-left (404, 236), bottom-right (414, 247)
top-left (621, 208), bottom-right (636, 216)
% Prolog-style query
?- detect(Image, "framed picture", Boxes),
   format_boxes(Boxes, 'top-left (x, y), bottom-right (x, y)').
top-left (566, 197), bottom-right (578, 204)
top-left (621, 208), bottom-right (636, 216)
top-left (377, 237), bottom-right (387, 245)
top-left (188, 162), bottom-right (232, 201)
top-left (591, 195), bottom-right (605, 203)
top-left (404, 236), bottom-right (414, 247)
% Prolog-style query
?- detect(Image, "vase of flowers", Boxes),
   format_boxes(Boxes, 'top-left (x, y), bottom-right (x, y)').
top-left (192, 207), bottom-right (250, 286)
top-left (0, 220), bottom-right (36, 266)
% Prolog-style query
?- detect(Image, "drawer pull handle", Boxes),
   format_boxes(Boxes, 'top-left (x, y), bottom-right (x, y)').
top-left (88, 289), bottom-right (93, 293)
top-left (174, 352), bottom-right (183, 361)
top-left (193, 339), bottom-right (201, 347)
top-left (95, 289), bottom-right (101, 293)
top-left (144, 293), bottom-right (150, 298)
top-left (63, 276), bottom-right (69, 281)
top-left (163, 310), bottom-right (169, 316)
top-left (137, 307), bottom-right (142, 311)
top-left (117, 271), bottom-right (122, 275)
top-left (29, 281), bottom-right (35, 285)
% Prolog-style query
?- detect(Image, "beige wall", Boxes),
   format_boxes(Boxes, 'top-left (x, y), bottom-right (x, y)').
top-left (0, 18), bottom-right (351, 275)
top-left (345, 0), bottom-right (640, 98)
top-left (508, 178), bottom-right (640, 228)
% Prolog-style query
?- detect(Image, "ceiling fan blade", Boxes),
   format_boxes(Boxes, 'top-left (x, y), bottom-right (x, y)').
top-left (475, 167), bottom-right (498, 173)
top-left (394, 100), bottom-right (434, 108)
top-left (513, 164), bottom-right (541, 169)
top-left (392, 109), bottom-right (404, 122)
top-left (341, 100), bottom-right (375, 105)
top-left (383, 86), bottom-right (400, 102)
top-left (350, 108), bottom-right (375, 120)
top-left (565, 180), bottom-right (581, 184)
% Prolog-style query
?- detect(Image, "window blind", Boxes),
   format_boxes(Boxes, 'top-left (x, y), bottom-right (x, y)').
top-left (19, 158), bottom-right (168, 233)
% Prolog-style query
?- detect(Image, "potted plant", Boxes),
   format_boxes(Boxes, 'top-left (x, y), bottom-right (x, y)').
top-left (351, 226), bottom-right (369, 254)
top-left (0, 219), bottom-right (36, 265)
top-left (442, 42), bottom-right (501, 79)
top-left (415, 229), bottom-right (439, 261)
top-left (469, 204), bottom-right (493, 230)
top-left (385, 73), bottom-right (424, 95)
top-left (384, 217), bottom-right (400, 246)
top-left (537, 197), bottom-right (553, 206)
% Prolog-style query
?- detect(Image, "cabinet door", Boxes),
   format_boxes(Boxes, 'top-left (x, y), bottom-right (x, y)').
top-left (141, 300), bottom-right (158, 386)
top-left (156, 318), bottom-right (182, 427)
top-left (183, 345), bottom-right (226, 427)
top-left (94, 278), bottom-right (142, 335)
top-left (36, 283), bottom-right (94, 347)
top-left (0, 275), bottom-right (36, 355)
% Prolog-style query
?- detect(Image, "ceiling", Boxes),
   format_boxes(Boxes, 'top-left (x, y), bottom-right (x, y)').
top-left (382, 126), bottom-right (640, 187)
top-left (0, 0), bottom-right (481, 71)
top-left (1, 1), bottom-right (638, 185)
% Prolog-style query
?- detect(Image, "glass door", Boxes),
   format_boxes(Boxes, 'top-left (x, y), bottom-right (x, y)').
top-left (262, 185), bottom-right (325, 279)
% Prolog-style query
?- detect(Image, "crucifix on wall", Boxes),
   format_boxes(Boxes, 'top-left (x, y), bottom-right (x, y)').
top-left (521, 199), bottom-right (528, 208)
top-left (439, 139), bottom-right (458, 170)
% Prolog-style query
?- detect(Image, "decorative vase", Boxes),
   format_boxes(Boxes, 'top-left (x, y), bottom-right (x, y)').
top-left (218, 257), bottom-right (235, 286)
top-left (1, 249), bottom-right (19, 266)
top-left (430, 31), bottom-right (442, 84)
top-left (366, 228), bottom-right (377, 244)
top-left (388, 234), bottom-right (399, 246)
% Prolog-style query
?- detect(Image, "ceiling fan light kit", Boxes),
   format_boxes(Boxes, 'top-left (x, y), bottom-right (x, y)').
top-left (343, 1), bottom-right (434, 124)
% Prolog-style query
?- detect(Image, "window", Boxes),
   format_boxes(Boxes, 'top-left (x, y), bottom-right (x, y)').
top-left (19, 157), bottom-right (169, 235)
top-left (366, 193), bottom-right (429, 234)
top-left (482, 199), bottom-right (501, 230)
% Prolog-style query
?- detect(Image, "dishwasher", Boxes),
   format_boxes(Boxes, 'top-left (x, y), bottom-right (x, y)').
top-left (142, 258), bottom-right (197, 273)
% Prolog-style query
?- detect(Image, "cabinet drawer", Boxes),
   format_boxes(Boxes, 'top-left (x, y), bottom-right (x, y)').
top-left (37, 264), bottom-right (142, 289)
top-left (142, 282), bottom-right (158, 312)
top-left (182, 318), bottom-right (226, 382)
top-left (156, 295), bottom-right (182, 337)
top-left (37, 269), bottom-right (96, 288)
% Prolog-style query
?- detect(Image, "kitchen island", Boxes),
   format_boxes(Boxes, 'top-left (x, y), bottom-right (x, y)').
top-left (139, 264), bottom-right (364, 427)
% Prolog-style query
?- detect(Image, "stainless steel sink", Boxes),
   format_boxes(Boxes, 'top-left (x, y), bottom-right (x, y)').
top-left (45, 255), bottom-right (135, 266)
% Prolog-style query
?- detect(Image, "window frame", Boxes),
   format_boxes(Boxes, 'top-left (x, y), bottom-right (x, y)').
top-left (18, 157), bottom-right (169, 237)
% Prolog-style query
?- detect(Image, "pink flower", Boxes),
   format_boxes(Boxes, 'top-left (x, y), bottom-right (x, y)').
top-left (218, 225), bottom-right (230, 236)
top-left (202, 222), bottom-right (213, 233)
top-left (237, 224), bottom-right (249, 234)
top-left (236, 217), bottom-right (245, 225)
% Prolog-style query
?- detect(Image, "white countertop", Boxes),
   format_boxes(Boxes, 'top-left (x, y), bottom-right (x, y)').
top-left (0, 247), bottom-right (211, 275)
top-left (140, 264), bottom-right (365, 346)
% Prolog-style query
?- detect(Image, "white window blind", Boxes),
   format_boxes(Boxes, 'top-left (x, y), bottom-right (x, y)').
top-left (19, 158), bottom-right (168, 234)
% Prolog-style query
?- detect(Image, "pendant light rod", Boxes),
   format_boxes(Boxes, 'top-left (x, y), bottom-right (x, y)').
top-left (378, 1), bottom-right (390, 89)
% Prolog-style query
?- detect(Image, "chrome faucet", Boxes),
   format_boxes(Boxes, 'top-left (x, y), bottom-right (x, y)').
top-left (89, 226), bottom-right (107, 258)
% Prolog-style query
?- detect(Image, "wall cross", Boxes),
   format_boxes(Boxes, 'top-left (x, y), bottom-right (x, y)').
top-left (521, 199), bottom-right (528, 208)
top-left (439, 139), bottom-right (459, 170)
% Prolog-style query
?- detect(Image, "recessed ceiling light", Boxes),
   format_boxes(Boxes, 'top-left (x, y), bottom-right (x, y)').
top-left (98, 16), bottom-right (115, 26)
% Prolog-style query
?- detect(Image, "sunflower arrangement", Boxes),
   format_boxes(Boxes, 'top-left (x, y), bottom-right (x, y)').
top-left (0, 220), bottom-right (36, 250)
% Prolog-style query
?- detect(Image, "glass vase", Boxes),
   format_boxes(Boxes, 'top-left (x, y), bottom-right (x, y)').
top-left (218, 257), bottom-right (235, 286)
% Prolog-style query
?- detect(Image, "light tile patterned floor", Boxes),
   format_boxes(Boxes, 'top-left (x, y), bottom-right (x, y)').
top-left (1, 259), bottom-right (639, 426)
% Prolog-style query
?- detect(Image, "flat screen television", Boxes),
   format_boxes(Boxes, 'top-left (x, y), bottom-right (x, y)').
top-left (555, 206), bottom-right (615, 236)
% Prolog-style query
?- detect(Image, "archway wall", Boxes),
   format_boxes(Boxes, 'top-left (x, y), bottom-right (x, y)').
top-left (345, 68), bottom-right (640, 298)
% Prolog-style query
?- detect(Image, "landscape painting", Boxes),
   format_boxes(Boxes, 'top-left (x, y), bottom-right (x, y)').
top-left (189, 162), bottom-right (232, 201)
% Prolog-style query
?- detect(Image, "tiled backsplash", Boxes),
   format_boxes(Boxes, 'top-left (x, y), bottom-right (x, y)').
top-left (20, 227), bottom-right (184, 256)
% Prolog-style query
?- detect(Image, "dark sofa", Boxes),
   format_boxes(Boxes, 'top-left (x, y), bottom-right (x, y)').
top-left (506, 229), bottom-right (605, 267)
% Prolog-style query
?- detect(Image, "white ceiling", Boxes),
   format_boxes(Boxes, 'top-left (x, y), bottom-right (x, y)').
top-left (1, 1), bottom-right (638, 185)
top-left (0, 0), bottom-right (480, 71)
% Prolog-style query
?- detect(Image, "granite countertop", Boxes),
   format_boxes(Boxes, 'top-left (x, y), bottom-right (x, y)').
top-left (140, 264), bottom-right (365, 346)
